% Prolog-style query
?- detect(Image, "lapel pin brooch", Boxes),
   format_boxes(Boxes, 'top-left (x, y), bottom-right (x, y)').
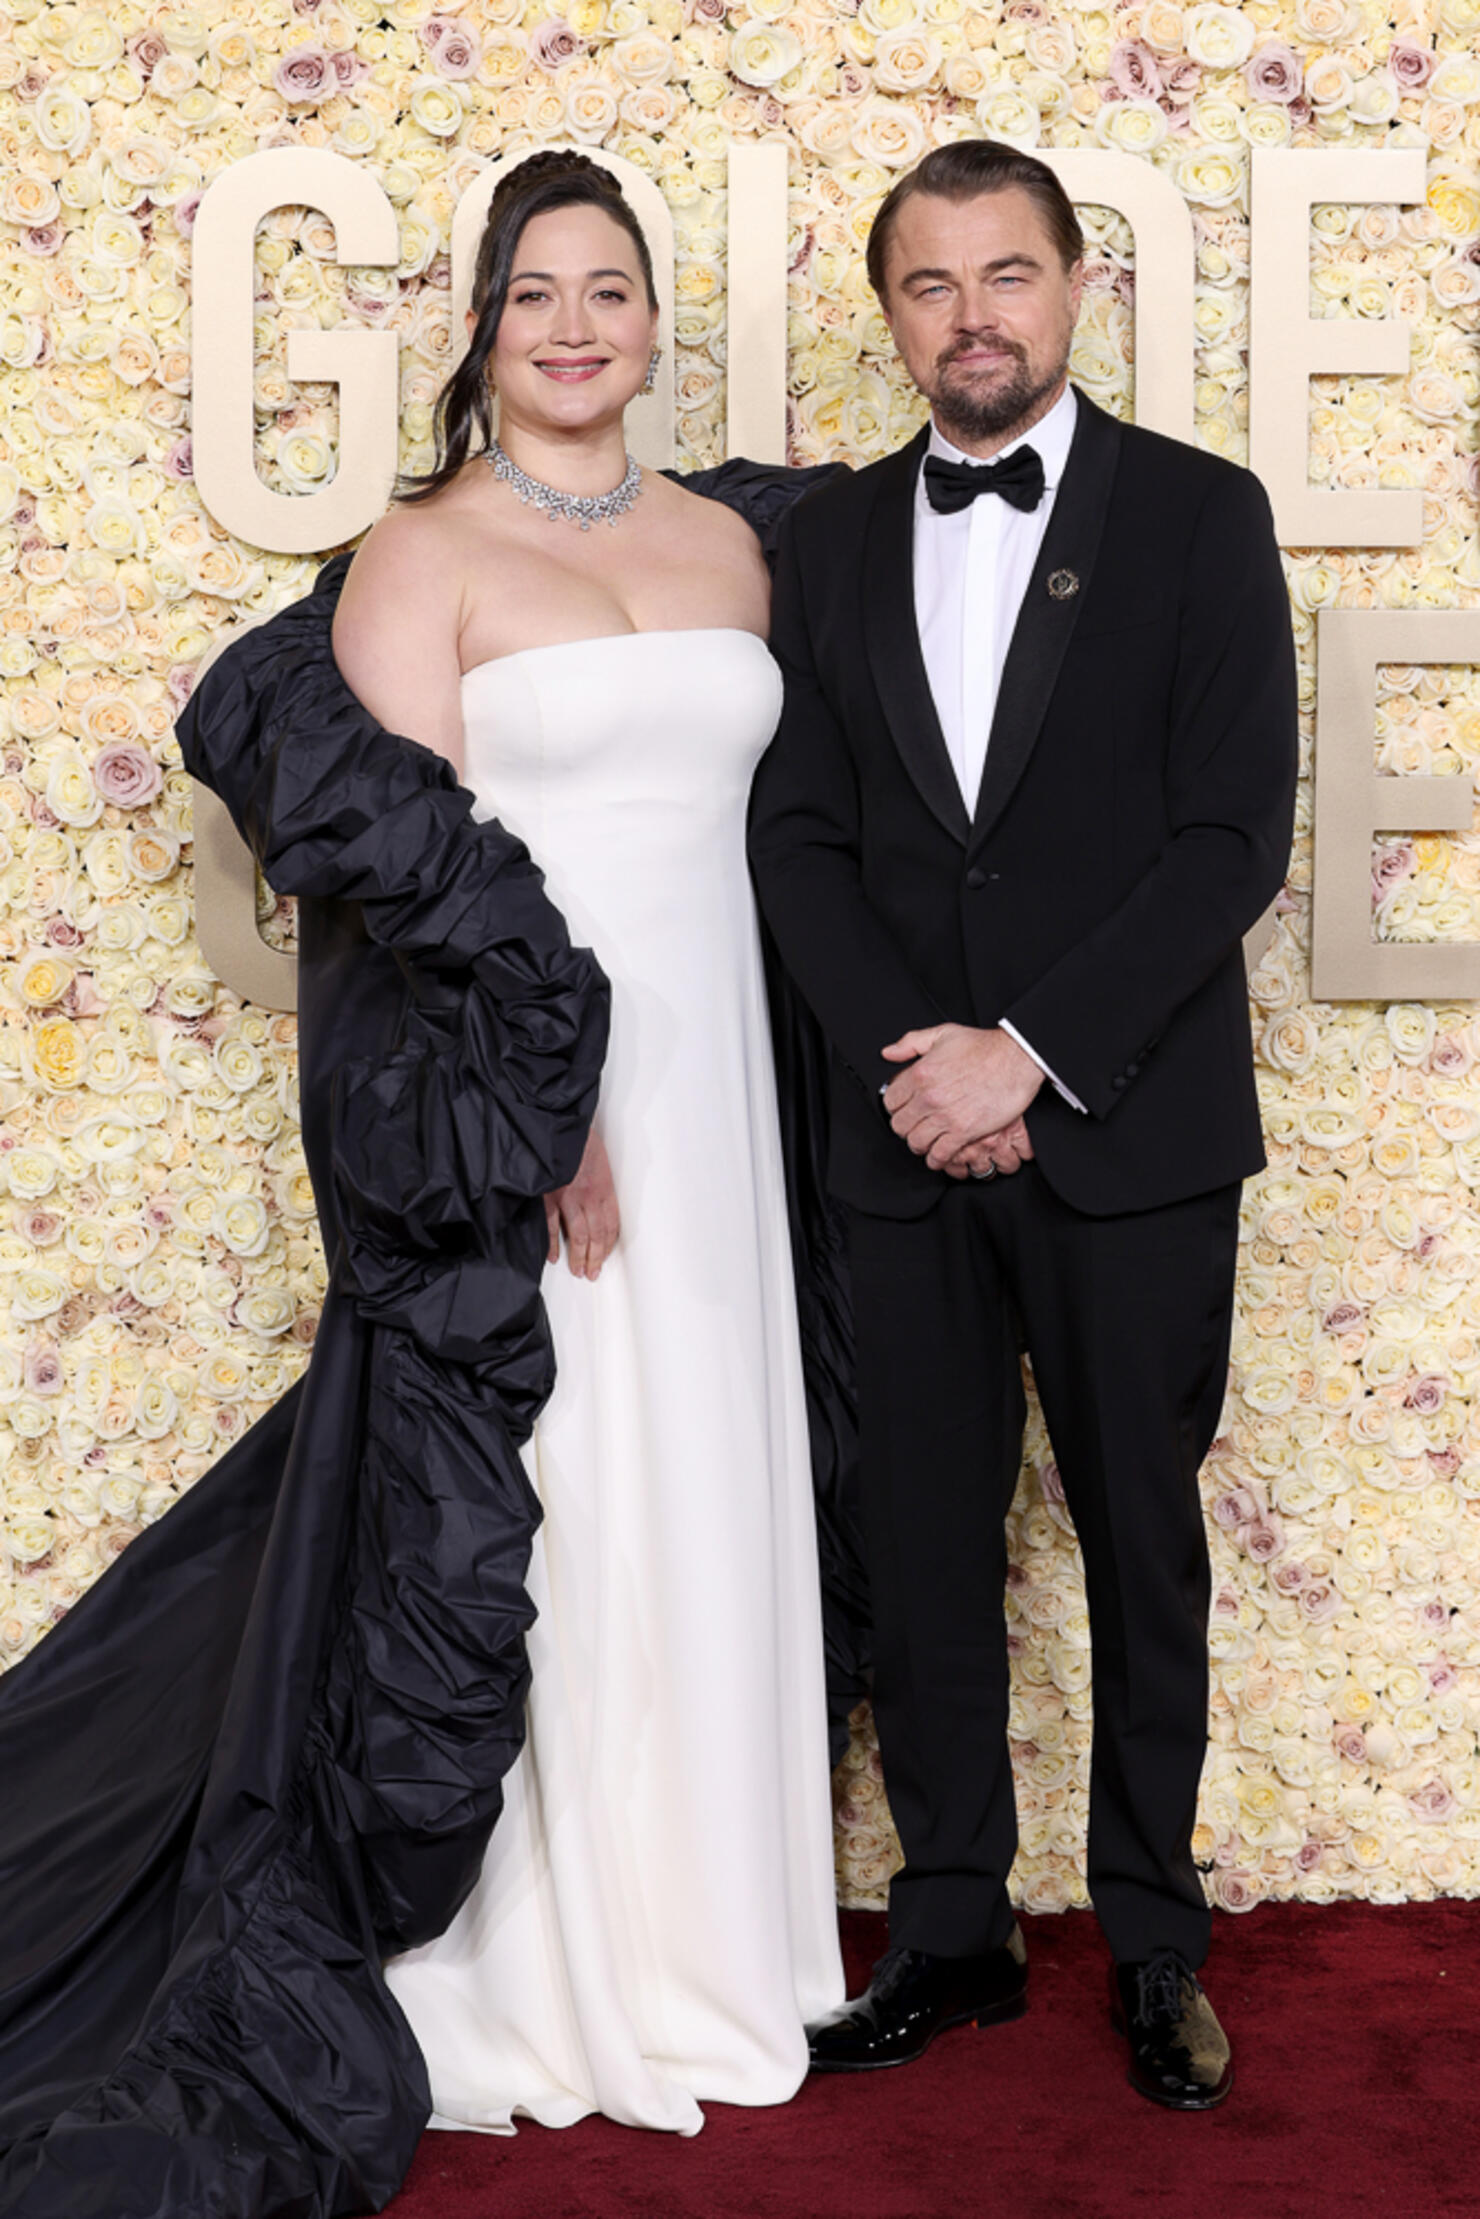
top-left (1047, 569), bottom-right (1079, 600)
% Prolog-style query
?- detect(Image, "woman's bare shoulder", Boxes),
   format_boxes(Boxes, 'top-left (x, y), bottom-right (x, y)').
top-left (648, 471), bottom-right (770, 599)
top-left (653, 467), bottom-right (763, 548)
top-left (337, 477), bottom-right (525, 630)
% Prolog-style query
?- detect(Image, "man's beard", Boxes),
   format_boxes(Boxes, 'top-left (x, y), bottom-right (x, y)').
top-left (927, 336), bottom-right (1069, 447)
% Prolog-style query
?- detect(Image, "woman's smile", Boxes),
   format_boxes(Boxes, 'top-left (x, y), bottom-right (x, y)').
top-left (534, 356), bottom-right (612, 382)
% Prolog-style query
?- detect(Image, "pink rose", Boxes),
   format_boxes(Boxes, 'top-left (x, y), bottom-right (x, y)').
top-left (1299, 1581), bottom-right (1340, 1624)
top-left (423, 15), bottom-right (482, 75)
top-left (1210, 1869), bottom-right (1261, 1913)
top-left (1372, 843), bottom-right (1414, 901)
top-left (330, 48), bottom-right (367, 88)
top-left (45, 917), bottom-right (83, 948)
top-left (163, 437), bottom-right (193, 482)
top-left (93, 741), bottom-right (163, 808)
top-left (1040, 1461), bottom-right (1066, 1503)
top-left (127, 30), bottom-right (168, 77)
top-left (1108, 39), bottom-right (1163, 97)
top-left (531, 18), bottom-right (584, 67)
top-left (17, 1210), bottom-right (63, 1247)
top-left (23, 225), bottom-right (63, 256)
top-left (290, 1311), bottom-right (319, 1346)
top-left (166, 664), bottom-right (196, 712)
top-left (1270, 1559), bottom-right (1307, 1594)
top-left (65, 973), bottom-right (104, 1019)
top-left (1244, 1518), bottom-right (1285, 1564)
top-left (1427, 1446), bottom-right (1461, 1478)
top-left (1294, 1841), bottom-right (1322, 1873)
top-left (1322, 1301), bottom-right (1364, 1332)
top-left (1404, 1374), bottom-right (1447, 1414)
top-left (1245, 41), bottom-right (1303, 101)
top-left (1409, 1779), bottom-right (1455, 1824)
top-left (1388, 41), bottom-right (1435, 90)
top-left (273, 47), bottom-right (332, 102)
top-left (24, 1345), bottom-right (63, 1394)
top-left (173, 189), bottom-right (202, 236)
top-left (1431, 1032), bottom-right (1470, 1074)
top-left (1334, 1724), bottom-right (1366, 1763)
top-left (1429, 1657), bottom-right (1457, 1694)
top-left (1159, 57), bottom-right (1201, 104)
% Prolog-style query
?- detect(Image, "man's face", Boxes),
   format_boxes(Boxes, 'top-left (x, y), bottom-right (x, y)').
top-left (880, 186), bottom-right (1083, 453)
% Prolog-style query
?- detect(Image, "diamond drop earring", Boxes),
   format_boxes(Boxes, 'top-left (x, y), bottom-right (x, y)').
top-left (641, 344), bottom-right (662, 396)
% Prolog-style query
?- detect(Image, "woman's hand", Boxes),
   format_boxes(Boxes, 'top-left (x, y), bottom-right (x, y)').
top-left (544, 1127), bottom-right (620, 1279)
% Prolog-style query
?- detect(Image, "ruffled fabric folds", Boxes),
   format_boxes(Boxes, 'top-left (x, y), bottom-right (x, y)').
top-left (0, 556), bottom-right (608, 2218)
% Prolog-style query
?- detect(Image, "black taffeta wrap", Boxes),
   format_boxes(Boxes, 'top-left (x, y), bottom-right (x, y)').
top-left (0, 553), bottom-right (609, 2219)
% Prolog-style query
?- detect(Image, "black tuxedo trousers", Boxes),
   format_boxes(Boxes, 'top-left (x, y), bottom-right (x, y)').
top-left (846, 1171), bottom-right (1240, 1967)
top-left (749, 395), bottom-right (1299, 1964)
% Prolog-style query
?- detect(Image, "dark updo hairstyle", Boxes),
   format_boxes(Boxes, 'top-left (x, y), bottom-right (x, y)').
top-left (397, 150), bottom-right (657, 505)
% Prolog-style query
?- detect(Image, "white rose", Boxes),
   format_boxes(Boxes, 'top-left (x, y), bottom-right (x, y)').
top-left (729, 24), bottom-right (803, 86)
top-left (214, 1195), bottom-right (271, 1258)
top-left (1096, 98), bottom-right (1168, 154)
top-left (852, 99), bottom-right (929, 168)
top-left (1184, 4), bottom-right (1255, 67)
top-left (1176, 145), bottom-right (1244, 206)
top-left (35, 86), bottom-right (91, 156)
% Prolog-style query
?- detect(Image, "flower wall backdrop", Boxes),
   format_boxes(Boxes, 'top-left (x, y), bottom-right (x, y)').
top-left (0, 0), bottom-right (1478, 1918)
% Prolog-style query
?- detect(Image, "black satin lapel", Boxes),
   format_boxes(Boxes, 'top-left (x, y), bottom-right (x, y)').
top-left (970, 395), bottom-right (1121, 849)
top-left (863, 433), bottom-right (970, 849)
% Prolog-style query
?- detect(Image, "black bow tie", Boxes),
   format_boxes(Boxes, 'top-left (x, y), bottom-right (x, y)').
top-left (923, 447), bottom-right (1045, 516)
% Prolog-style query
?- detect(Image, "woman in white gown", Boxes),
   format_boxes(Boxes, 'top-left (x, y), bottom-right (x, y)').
top-left (332, 150), bottom-right (844, 2136)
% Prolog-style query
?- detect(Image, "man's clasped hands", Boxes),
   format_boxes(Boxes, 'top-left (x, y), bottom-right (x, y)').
top-left (882, 1024), bottom-right (1044, 1179)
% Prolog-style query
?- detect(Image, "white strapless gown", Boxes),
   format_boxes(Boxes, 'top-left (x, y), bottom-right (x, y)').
top-left (384, 629), bottom-right (845, 2136)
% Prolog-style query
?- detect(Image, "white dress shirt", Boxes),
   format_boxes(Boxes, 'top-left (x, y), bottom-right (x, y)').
top-left (912, 383), bottom-right (1084, 1113)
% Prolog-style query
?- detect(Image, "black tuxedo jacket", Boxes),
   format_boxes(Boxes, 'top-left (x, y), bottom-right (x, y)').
top-left (748, 391), bottom-right (1299, 1221)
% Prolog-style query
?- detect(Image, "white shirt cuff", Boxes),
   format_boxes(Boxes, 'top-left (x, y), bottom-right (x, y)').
top-left (1001, 1020), bottom-right (1087, 1114)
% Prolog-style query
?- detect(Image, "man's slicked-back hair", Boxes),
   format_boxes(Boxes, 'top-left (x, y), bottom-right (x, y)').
top-left (866, 140), bottom-right (1084, 301)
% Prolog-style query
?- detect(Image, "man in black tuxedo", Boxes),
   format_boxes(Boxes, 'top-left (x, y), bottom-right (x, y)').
top-left (748, 141), bottom-right (1297, 2108)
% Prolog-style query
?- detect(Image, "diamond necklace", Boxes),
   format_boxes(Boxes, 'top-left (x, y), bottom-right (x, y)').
top-left (485, 441), bottom-right (643, 531)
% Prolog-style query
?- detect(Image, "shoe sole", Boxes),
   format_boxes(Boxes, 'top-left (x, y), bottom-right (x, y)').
top-left (1126, 2065), bottom-right (1233, 2112)
top-left (807, 1989), bottom-right (1028, 2074)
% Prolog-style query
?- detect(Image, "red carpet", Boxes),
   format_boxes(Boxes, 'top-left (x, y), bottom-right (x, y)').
top-left (387, 1901), bottom-right (1477, 2219)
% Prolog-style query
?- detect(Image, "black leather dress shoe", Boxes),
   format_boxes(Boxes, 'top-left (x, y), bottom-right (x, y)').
top-left (806, 1927), bottom-right (1028, 2071)
top-left (1112, 1951), bottom-right (1232, 2111)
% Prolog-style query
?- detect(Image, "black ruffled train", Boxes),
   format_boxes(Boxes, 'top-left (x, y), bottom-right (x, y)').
top-left (0, 466), bottom-right (865, 2218)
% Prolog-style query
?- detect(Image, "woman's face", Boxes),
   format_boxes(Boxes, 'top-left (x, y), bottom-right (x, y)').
top-left (479, 201), bottom-right (657, 437)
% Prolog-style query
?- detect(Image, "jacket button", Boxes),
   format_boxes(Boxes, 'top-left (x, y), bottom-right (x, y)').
top-left (1112, 1074), bottom-right (1127, 1089)
top-left (965, 867), bottom-right (987, 890)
